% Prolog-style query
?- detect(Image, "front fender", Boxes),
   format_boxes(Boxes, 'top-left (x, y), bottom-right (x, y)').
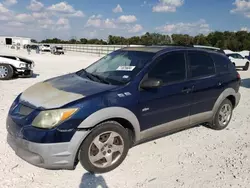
top-left (77, 107), bottom-right (141, 142)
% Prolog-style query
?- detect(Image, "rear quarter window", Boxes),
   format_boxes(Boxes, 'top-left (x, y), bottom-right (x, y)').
top-left (210, 54), bottom-right (231, 74)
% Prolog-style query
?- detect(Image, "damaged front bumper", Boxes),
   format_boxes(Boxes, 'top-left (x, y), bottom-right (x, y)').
top-left (16, 68), bottom-right (33, 77)
top-left (7, 130), bottom-right (90, 170)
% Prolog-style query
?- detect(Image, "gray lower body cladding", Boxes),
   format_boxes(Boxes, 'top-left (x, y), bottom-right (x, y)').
top-left (7, 131), bottom-right (90, 170)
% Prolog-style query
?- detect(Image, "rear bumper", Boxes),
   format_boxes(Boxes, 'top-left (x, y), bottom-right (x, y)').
top-left (7, 130), bottom-right (90, 170)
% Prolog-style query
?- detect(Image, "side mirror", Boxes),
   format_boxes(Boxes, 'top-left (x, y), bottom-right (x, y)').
top-left (140, 78), bottom-right (163, 89)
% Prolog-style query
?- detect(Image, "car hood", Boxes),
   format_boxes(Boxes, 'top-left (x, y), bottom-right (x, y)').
top-left (19, 73), bottom-right (117, 109)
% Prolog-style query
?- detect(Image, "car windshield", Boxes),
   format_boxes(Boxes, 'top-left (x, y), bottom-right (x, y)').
top-left (77, 50), bottom-right (155, 85)
top-left (227, 53), bottom-right (244, 59)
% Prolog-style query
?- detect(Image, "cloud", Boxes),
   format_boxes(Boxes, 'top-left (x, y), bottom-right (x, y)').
top-left (241, 27), bottom-right (249, 31)
top-left (15, 13), bottom-right (34, 22)
top-left (153, 0), bottom-right (184, 12)
top-left (156, 19), bottom-right (211, 35)
top-left (0, 3), bottom-right (10, 13)
top-left (27, 0), bottom-right (44, 11)
top-left (85, 15), bottom-right (117, 29)
top-left (3, 0), bottom-right (17, 6)
top-left (231, 0), bottom-right (250, 18)
top-left (128, 24), bottom-right (143, 33)
top-left (6, 21), bottom-right (24, 26)
top-left (113, 4), bottom-right (123, 13)
top-left (47, 1), bottom-right (84, 17)
top-left (117, 15), bottom-right (137, 23)
top-left (32, 12), bottom-right (48, 19)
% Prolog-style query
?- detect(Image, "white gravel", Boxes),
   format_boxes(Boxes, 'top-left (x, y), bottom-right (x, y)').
top-left (0, 47), bottom-right (250, 188)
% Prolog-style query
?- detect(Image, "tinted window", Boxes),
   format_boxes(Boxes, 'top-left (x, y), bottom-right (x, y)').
top-left (148, 52), bottom-right (186, 84)
top-left (188, 52), bottom-right (215, 78)
top-left (211, 54), bottom-right (229, 73)
top-left (227, 54), bottom-right (244, 59)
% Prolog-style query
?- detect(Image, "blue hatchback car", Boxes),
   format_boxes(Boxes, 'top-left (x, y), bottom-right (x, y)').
top-left (6, 46), bottom-right (241, 173)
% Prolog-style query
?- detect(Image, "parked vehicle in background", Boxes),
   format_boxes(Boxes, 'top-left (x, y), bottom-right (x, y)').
top-left (193, 45), bottom-right (225, 54)
top-left (226, 53), bottom-right (249, 70)
top-left (40, 44), bottom-right (51, 52)
top-left (29, 45), bottom-right (39, 50)
top-left (237, 50), bottom-right (250, 60)
top-left (6, 46), bottom-right (241, 173)
top-left (51, 46), bottom-right (65, 55)
top-left (0, 54), bottom-right (35, 80)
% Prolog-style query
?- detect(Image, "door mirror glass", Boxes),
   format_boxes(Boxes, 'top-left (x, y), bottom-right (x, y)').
top-left (140, 78), bottom-right (163, 89)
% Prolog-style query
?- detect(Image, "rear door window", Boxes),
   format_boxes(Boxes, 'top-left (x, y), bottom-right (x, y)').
top-left (187, 51), bottom-right (215, 79)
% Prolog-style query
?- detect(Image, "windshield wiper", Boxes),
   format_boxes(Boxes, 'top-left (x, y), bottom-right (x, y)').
top-left (77, 69), bottom-right (95, 81)
top-left (90, 74), bottom-right (111, 85)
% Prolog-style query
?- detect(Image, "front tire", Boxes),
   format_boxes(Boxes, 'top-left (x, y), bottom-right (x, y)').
top-left (210, 99), bottom-right (233, 130)
top-left (243, 62), bottom-right (249, 71)
top-left (79, 121), bottom-right (130, 174)
top-left (0, 64), bottom-right (14, 80)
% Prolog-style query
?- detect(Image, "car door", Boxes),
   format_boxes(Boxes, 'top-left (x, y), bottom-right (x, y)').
top-left (138, 51), bottom-right (194, 140)
top-left (187, 51), bottom-right (223, 124)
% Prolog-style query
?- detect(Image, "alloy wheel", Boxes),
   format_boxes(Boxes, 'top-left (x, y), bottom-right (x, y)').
top-left (218, 103), bottom-right (232, 126)
top-left (88, 131), bottom-right (124, 168)
top-left (0, 66), bottom-right (8, 78)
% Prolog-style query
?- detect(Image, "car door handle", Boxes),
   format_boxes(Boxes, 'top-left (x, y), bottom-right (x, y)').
top-left (217, 82), bottom-right (222, 86)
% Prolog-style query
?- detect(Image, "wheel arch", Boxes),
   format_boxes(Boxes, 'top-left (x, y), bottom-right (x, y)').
top-left (212, 88), bottom-right (238, 115)
top-left (77, 107), bottom-right (141, 142)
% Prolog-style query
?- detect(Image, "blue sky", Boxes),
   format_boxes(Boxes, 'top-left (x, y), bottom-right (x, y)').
top-left (0, 0), bottom-right (249, 40)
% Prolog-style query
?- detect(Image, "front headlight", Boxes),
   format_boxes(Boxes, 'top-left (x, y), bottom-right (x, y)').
top-left (19, 63), bottom-right (26, 68)
top-left (32, 108), bottom-right (78, 129)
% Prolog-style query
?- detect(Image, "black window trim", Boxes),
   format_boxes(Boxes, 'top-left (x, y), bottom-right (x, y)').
top-left (186, 50), bottom-right (216, 80)
top-left (140, 50), bottom-right (188, 88)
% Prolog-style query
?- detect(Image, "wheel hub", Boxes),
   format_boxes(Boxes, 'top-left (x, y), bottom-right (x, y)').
top-left (0, 66), bottom-right (8, 78)
top-left (218, 103), bottom-right (232, 126)
top-left (88, 131), bottom-right (124, 168)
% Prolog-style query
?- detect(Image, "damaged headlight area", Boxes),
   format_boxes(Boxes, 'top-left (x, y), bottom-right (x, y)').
top-left (19, 63), bottom-right (27, 68)
top-left (32, 108), bottom-right (78, 129)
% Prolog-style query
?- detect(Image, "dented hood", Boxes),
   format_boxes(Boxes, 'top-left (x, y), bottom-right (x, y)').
top-left (20, 73), bottom-right (116, 109)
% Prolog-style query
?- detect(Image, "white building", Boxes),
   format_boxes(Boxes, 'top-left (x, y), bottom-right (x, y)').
top-left (0, 36), bottom-right (31, 46)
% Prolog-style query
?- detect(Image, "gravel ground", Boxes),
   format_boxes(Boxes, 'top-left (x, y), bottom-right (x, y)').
top-left (0, 47), bottom-right (250, 188)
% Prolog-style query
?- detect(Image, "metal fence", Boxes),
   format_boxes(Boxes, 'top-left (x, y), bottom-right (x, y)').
top-left (39, 44), bottom-right (145, 56)
top-left (2, 43), bottom-right (145, 56)
top-left (38, 44), bottom-right (128, 55)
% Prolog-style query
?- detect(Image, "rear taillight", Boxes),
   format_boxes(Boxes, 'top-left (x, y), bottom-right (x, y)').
top-left (237, 72), bottom-right (241, 79)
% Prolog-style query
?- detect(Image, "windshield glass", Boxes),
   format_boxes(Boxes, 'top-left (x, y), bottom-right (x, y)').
top-left (227, 53), bottom-right (244, 59)
top-left (77, 50), bottom-right (155, 85)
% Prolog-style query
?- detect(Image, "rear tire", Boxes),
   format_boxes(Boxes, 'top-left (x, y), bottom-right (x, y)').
top-left (79, 121), bottom-right (130, 174)
top-left (209, 99), bottom-right (233, 130)
top-left (0, 64), bottom-right (14, 80)
top-left (243, 62), bottom-right (249, 71)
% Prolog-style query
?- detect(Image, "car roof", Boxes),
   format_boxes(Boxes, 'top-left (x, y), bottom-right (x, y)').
top-left (226, 53), bottom-right (240, 55)
top-left (193, 45), bottom-right (221, 50)
top-left (121, 46), bottom-right (194, 53)
top-left (0, 54), bottom-right (32, 60)
top-left (120, 46), bottom-right (224, 55)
